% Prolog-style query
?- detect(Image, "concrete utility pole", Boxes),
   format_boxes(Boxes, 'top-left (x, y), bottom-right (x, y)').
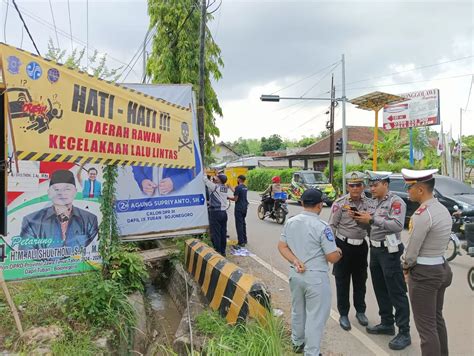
top-left (460, 108), bottom-right (463, 180)
top-left (328, 75), bottom-right (335, 184)
top-left (341, 54), bottom-right (347, 193)
top-left (197, 0), bottom-right (207, 161)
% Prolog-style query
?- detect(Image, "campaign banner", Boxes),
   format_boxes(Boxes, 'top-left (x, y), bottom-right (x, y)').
top-left (1, 160), bottom-right (103, 281)
top-left (114, 84), bottom-right (208, 239)
top-left (383, 89), bottom-right (440, 130)
top-left (0, 43), bottom-right (194, 168)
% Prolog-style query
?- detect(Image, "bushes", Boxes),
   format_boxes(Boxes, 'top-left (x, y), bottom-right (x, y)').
top-left (247, 168), bottom-right (298, 191)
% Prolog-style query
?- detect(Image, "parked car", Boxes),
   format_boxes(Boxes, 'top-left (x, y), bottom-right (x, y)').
top-left (365, 174), bottom-right (474, 225)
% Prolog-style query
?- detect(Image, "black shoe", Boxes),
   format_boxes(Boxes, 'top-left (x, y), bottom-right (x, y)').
top-left (389, 332), bottom-right (411, 350)
top-left (339, 315), bottom-right (351, 331)
top-left (355, 312), bottom-right (369, 326)
top-left (292, 343), bottom-right (304, 354)
top-left (238, 243), bottom-right (246, 247)
top-left (366, 323), bottom-right (395, 335)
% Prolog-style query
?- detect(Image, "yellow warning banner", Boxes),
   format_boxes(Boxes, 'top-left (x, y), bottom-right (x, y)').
top-left (0, 43), bottom-right (195, 168)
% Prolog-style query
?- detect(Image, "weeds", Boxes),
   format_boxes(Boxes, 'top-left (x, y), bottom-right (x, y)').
top-left (196, 310), bottom-right (292, 356)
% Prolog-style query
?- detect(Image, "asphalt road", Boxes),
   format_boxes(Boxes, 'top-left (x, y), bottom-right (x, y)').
top-left (226, 191), bottom-right (474, 356)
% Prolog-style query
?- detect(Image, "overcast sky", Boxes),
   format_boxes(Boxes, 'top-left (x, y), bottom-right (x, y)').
top-left (2, 0), bottom-right (473, 142)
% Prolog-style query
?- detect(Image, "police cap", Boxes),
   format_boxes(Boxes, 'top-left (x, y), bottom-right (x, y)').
top-left (366, 170), bottom-right (392, 183)
top-left (401, 168), bottom-right (438, 186)
top-left (345, 171), bottom-right (366, 184)
top-left (301, 188), bottom-right (323, 205)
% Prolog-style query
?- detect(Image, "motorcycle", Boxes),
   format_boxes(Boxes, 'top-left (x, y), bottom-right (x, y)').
top-left (257, 192), bottom-right (288, 224)
top-left (445, 206), bottom-right (474, 262)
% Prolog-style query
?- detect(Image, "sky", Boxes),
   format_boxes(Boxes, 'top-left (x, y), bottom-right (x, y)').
top-left (1, 0), bottom-right (473, 142)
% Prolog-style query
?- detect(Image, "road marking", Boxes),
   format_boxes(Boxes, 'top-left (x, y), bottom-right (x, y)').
top-left (249, 253), bottom-right (389, 356)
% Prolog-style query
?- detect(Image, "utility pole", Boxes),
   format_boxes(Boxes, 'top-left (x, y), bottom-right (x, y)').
top-left (341, 54), bottom-right (347, 193)
top-left (142, 29), bottom-right (151, 84)
top-left (197, 0), bottom-right (207, 161)
top-left (328, 75), bottom-right (335, 184)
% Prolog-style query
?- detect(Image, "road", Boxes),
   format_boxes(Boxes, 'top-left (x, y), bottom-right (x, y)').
top-left (226, 191), bottom-right (474, 355)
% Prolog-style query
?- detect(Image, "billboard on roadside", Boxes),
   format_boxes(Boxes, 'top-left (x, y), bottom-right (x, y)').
top-left (114, 84), bottom-right (209, 240)
top-left (1, 160), bottom-right (102, 281)
top-left (383, 89), bottom-right (440, 130)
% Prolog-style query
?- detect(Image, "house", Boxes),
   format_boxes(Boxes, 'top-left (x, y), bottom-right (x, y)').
top-left (279, 126), bottom-right (384, 171)
top-left (226, 156), bottom-right (274, 169)
top-left (211, 142), bottom-right (240, 164)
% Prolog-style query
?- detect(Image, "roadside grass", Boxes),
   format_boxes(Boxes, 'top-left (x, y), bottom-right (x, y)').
top-left (0, 272), bottom-right (135, 353)
top-left (195, 310), bottom-right (293, 356)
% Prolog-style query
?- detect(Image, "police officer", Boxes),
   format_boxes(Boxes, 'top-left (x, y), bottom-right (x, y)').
top-left (229, 175), bottom-right (249, 247)
top-left (203, 174), bottom-right (230, 256)
top-left (353, 171), bottom-right (411, 350)
top-left (329, 171), bottom-right (374, 331)
top-left (401, 168), bottom-right (453, 356)
top-left (278, 189), bottom-right (342, 355)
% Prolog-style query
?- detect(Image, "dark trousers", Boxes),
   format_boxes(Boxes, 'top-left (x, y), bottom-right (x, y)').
top-left (209, 210), bottom-right (228, 256)
top-left (234, 208), bottom-right (248, 245)
top-left (333, 238), bottom-right (368, 316)
top-left (370, 244), bottom-right (410, 333)
top-left (409, 262), bottom-right (453, 356)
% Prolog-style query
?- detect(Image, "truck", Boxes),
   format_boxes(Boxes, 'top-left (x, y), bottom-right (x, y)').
top-left (286, 170), bottom-right (336, 206)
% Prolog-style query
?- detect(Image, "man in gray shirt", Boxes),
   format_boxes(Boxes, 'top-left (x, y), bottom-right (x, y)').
top-left (278, 189), bottom-right (342, 355)
top-left (401, 168), bottom-right (453, 356)
top-left (354, 171), bottom-right (411, 351)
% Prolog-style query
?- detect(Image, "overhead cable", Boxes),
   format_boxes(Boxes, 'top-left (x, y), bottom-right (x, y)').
top-left (48, 0), bottom-right (59, 47)
top-left (12, 0), bottom-right (40, 55)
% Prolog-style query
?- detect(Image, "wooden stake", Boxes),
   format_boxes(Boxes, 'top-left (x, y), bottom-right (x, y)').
top-left (0, 268), bottom-right (24, 336)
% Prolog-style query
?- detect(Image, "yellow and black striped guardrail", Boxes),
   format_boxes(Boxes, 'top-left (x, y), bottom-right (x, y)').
top-left (185, 239), bottom-right (271, 324)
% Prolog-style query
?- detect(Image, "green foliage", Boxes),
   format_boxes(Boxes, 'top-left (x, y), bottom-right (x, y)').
top-left (228, 137), bottom-right (262, 156)
top-left (147, 0), bottom-right (224, 155)
top-left (67, 274), bottom-right (135, 341)
top-left (260, 134), bottom-right (285, 152)
top-left (45, 39), bottom-right (121, 81)
top-left (108, 245), bottom-right (149, 293)
top-left (246, 168), bottom-right (297, 191)
top-left (0, 274), bottom-right (135, 352)
top-left (196, 310), bottom-right (292, 356)
top-left (463, 135), bottom-right (474, 160)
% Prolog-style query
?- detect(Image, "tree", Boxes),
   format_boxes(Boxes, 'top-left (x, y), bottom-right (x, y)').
top-left (297, 136), bottom-right (318, 147)
top-left (147, 0), bottom-right (223, 156)
top-left (261, 134), bottom-right (285, 152)
top-left (45, 39), bottom-right (120, 81)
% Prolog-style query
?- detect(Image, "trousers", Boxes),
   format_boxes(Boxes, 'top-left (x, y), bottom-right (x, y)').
top-left (369, 244), bottom-right (410, 333)
top-left (234, 208), bottom-right (248, 245)
top-left (208, 210), bottom-right (228, 256)
top-left (289, 269), bottom-right (331, 356)
top-left (333, 238), bottom-right (368, 316)
top-left (409, 262), bottom-right (453, 356)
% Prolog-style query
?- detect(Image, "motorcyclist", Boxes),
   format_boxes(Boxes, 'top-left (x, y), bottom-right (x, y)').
top-left (261, 176), bottom-right (282, 214)
top-left (453, 208), bottom-right (474, 255)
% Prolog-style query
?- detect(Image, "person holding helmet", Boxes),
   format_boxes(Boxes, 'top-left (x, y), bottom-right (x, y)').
top-left (203, 173), bottom-right (231, 256)
top-left (262, 176), bottom-right (282, 214)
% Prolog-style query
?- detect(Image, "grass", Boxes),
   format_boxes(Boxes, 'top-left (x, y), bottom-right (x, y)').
top-left (195, 310), bottom-right (293, 356)
top-left (0, 272), bottom-right (136, 354)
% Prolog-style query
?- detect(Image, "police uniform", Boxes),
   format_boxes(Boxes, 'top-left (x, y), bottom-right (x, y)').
top-left (234, 176), bottom-right (249, 246)
top-left (203, 174), bottom-right (230, 256)
top-left (329, 171), bottom-right (374, 330)
top-left (280, 189), bottom-right (337, 356)
top-left (401, 169), bottom-right (453, 356)
top-left (365, 171), bottom-right (411, 350)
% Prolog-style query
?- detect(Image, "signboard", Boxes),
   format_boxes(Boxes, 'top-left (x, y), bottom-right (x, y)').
top-left (114, 85), bottom-right (208, 239)
top-left (383, 89), bottom-right (440, 130)
top-left (1, 161), bottom-right (102, 281)
top-left (0, 43), bottom-right (194, 168)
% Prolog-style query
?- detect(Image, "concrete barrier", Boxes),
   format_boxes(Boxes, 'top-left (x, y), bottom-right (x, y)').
top-left (184, 239), bottom-right (270, 324)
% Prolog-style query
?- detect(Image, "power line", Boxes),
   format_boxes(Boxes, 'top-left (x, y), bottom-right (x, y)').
top-left (342, 73), bottom-right (473, 93)
top-left (48, 0), bottom-right (59, 48)
top-left (464, 75), bottom-right (473, 110)
top-left (67, 0), bottom-right (73, 52)
top-left (3, 0), bottom-right (8, 42)
top-left (300, 63), bottom-right (339, 97)
top-left (346, 55), bottom-right (474, 87)
top-left (12, 0), bottom-right (40, 55)
top-left (120, 27), bottom-right (157, 82)
top-left (3, 0), bottom-right (137, 74)
top-left (270, 60), bottom-right (340, 95)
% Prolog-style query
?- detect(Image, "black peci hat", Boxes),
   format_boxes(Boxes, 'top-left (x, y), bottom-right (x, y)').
top-left (301, 188), bottom-right (323, 204)
top-left (49, 170), bottom-right (76, 186)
